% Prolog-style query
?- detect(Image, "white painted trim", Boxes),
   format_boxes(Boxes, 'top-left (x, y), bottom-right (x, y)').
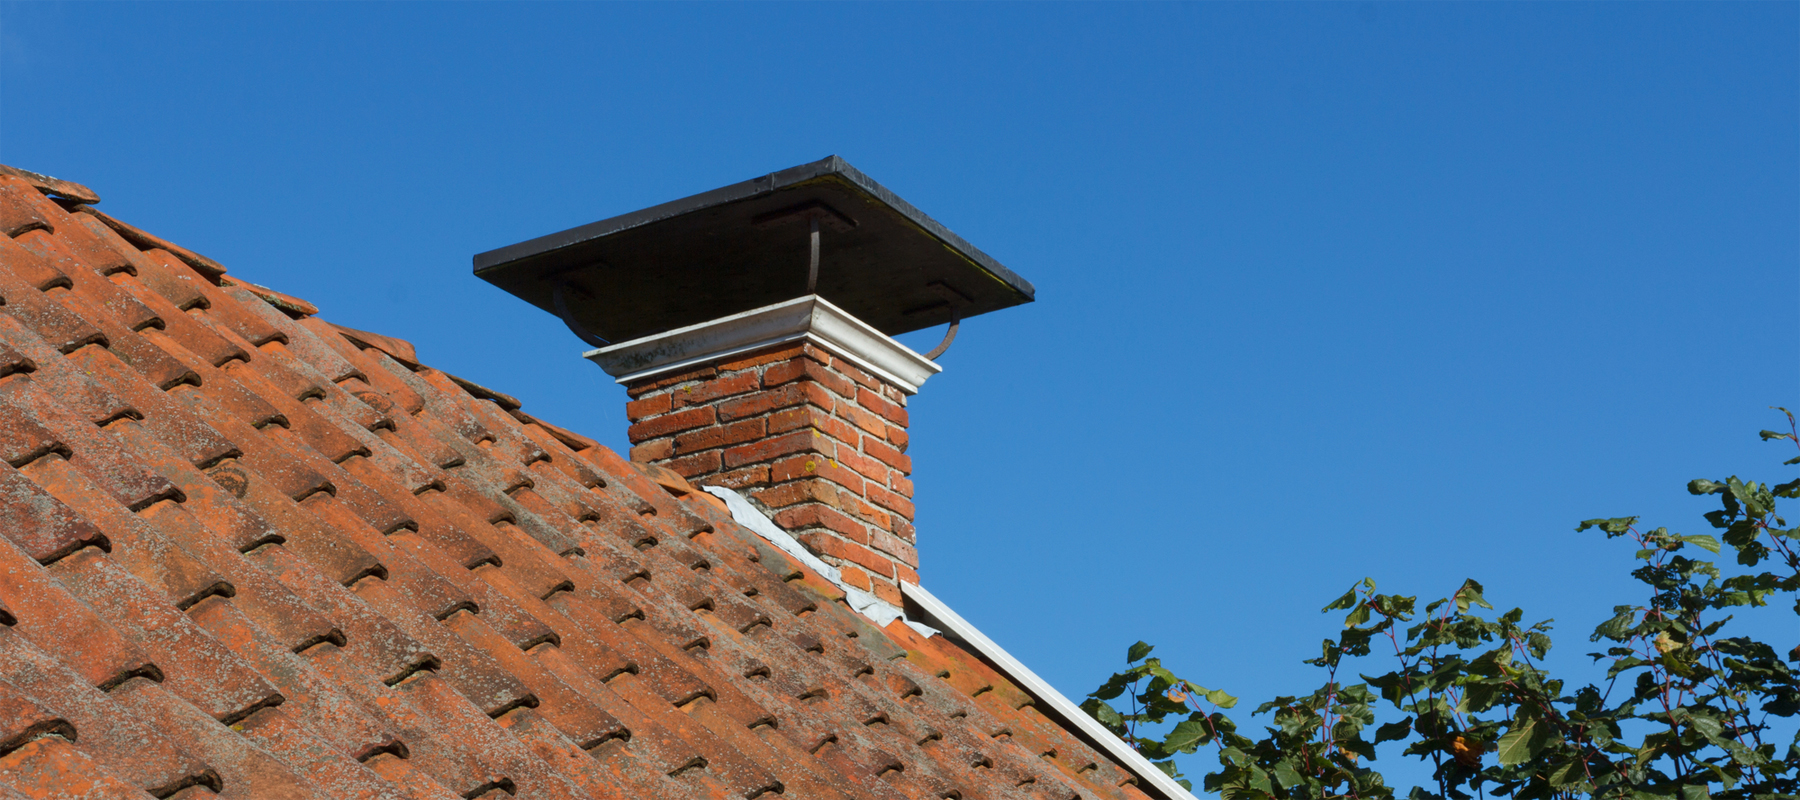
top-left (901, 582), bottom-right (1199, 800)
top-left (584, 295), bottom-right (942, 394)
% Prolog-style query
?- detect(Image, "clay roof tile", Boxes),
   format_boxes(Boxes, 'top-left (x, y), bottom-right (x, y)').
top-left (0, 161), bottom-right (1154, 800)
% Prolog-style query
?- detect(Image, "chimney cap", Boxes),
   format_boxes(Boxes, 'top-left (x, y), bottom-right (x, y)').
top-left (473, 156), bottom-right (1035, 344)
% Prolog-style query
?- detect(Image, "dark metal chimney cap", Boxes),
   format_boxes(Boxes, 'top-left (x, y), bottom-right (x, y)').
top-left (473, 156), bottom-right (1035, 344)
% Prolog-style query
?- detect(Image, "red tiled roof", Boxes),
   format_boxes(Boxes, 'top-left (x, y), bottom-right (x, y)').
top-left (0, 166), bottom-right (1153, 800)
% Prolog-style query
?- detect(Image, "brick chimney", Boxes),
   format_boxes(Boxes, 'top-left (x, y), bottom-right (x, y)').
top-left (473, 157), bottom-right (1034, 603)
top-left (617, 302), bottom-right (927, 601)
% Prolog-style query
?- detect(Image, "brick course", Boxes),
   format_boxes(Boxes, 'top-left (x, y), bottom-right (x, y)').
top-left (626, 342), bottom-right (921, 591)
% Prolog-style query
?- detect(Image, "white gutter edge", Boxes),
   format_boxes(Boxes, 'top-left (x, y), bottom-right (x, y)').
top-left (901, 582), bottom-right (1200, 800)
top-left (702, 485), bottom-right (1186, 798)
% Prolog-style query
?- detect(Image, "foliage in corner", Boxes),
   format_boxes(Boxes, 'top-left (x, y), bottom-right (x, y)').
top-left (1086, 409), bottom-right (1800, 799)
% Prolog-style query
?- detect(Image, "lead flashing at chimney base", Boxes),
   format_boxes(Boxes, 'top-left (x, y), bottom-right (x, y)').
top-left (603, 296), bottom-right (934, 606)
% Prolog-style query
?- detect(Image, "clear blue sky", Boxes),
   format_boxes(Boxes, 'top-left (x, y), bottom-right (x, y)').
top-left (4, 2), bottom-right (1795, 789)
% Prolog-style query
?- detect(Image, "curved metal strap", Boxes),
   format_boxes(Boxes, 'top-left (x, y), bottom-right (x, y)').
top-left (552, 284), bottom-right (610, 349)
top-left (923, 309), bottom-right (960, 361)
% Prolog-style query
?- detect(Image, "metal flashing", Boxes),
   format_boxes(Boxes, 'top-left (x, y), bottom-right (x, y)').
top-left (702, 486), bottom-right (917, 631)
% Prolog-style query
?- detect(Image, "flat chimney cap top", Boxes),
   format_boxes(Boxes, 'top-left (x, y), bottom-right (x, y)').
top-left (472, 156), bottom-right (1035, 343)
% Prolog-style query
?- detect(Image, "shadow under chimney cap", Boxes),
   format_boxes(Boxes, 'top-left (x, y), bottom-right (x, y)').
top-left (472, 156), bottom-right (1036, 344)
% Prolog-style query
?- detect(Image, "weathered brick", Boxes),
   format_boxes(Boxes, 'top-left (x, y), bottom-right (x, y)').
top-left (839, 565), bottom-right (873, 592)
top-left (673, 418), bottom-right (766, 454)
top-left (626, 364), bottom-right (716, 396)
top-left (871, 580), bottom-right (903, 606)
top-left (625, 393), bottom-right (672, 420)
top-left (768, 405), bottom-right (860, 447)
top-left (890, 475), bottom-right (914, 498)
top-left (832, 446), bottom-right (891, 486)
top-left (886, 425), bottom-right (908, 452)
top-left (708, 465), bottom-right (770, 490)
top-left (777, 505), bottom-right (868, 544)
top-left (892, 517), bottom-right (916, 543)
top-left (870, 527), bottom-right (919, 567)
top-left (665, 450), bottom-right (722, 478)
top-left (723, 429), bottom-right (828, 468)
top-left (866, 483), bottom-right (915, 521)
top-left (861, 437), bottom-right (911, 474)
top-left (716, 342), bottom-right (826, 372)
top-left (750, 481), bottom-right (833, 510)
top-left (882, 383), bottom-right (906, 404)
top-left (626, 406), bottom-right (716, 441)
top-left (670, 371), bottom-right (758, 408)
top-left (857, 387), bottom-right (908, 426)
top-left (763, 358), bottom-right (856, 398)
top-left (894, 562), bottom-right (919, 586)
top-left (717, 382), bottom-right (834, 421)
top-left (831, 356), bottom-right (882, 391)
top-left (751, 481), bottom-right (890, 529)
top-left (630, 438), bottom-right (673, 462)
top-left (770, 455), bottom-right (863, 495)
top-left (841, 402), bottom-right (889, 439)
top-left (798, 532), bottom-right (892, 578)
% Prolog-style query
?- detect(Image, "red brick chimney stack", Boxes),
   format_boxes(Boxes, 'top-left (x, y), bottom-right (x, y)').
top-left (624, 339), bottom-right (917, 603)
top-left (593, 295), bottom-right (941, 605)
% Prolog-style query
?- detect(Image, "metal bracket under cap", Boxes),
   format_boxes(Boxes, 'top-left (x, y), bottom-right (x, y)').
top-left (923, 309), bottom-right (959, 361)
top-left (753, 201), bottom-right (857, 296)
top-left (922, 282), bottom-right (965, 360)
top-left (553, 284), bottom-right (610, 348)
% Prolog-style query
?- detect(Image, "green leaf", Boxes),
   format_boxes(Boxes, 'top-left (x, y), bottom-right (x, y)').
top-left (1324, 586), bottom-right (1360, 612)
top-left (1088, 673), bottom-right (1132, 701)
top-left (1083, 699), bottom-right (1124, 728)
top-left (1578, 516), bottom-right (1638, 534)
top-left (1463, 682), bottom-right (1500, 713)
top-left (1374, 717), bottom-right (1414, 744)
top-left (1454, 579), bottom-right (1492, 612)
top-left (1272, 761), bottom-right (1304, 790)
top-left (1162, 717), bottom-right (1211, 753)
top-left (1127, 641), bottom-right (1153, 663)
top-left (1689, 479), bottom-right (1725, 495)
top-left (1546, 760), bottom-right (1583, 788)
top-left (1496, 711), bottom-right (1552, 766)
top-left (1248, 766), bottom-right (1274, 797)
top-left (1592, 606), bottom-right (1638, 641)
top-left (1681, 534), bottom-right (1722, 553)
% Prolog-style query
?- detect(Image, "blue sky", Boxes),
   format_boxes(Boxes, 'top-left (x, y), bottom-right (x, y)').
top-left (4, 1), bottom-right (1795, 789)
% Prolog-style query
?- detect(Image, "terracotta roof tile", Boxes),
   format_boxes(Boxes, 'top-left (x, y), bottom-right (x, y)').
top-left (0, 165), bottom-right (100, 206)
top-left (223, 279), bottom-right (320, 319)
top-left (0, 163), bottom-right (1154, 800)
top-left (71, 205), bottom-right (226, 280)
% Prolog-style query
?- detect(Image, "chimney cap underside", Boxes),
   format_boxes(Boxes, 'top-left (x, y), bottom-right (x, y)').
top-left (472, 156), bottom-right (1036, 344)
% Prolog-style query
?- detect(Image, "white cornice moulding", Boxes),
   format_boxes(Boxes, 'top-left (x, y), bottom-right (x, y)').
top-left (584, 295), bottom-right (943, 395)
